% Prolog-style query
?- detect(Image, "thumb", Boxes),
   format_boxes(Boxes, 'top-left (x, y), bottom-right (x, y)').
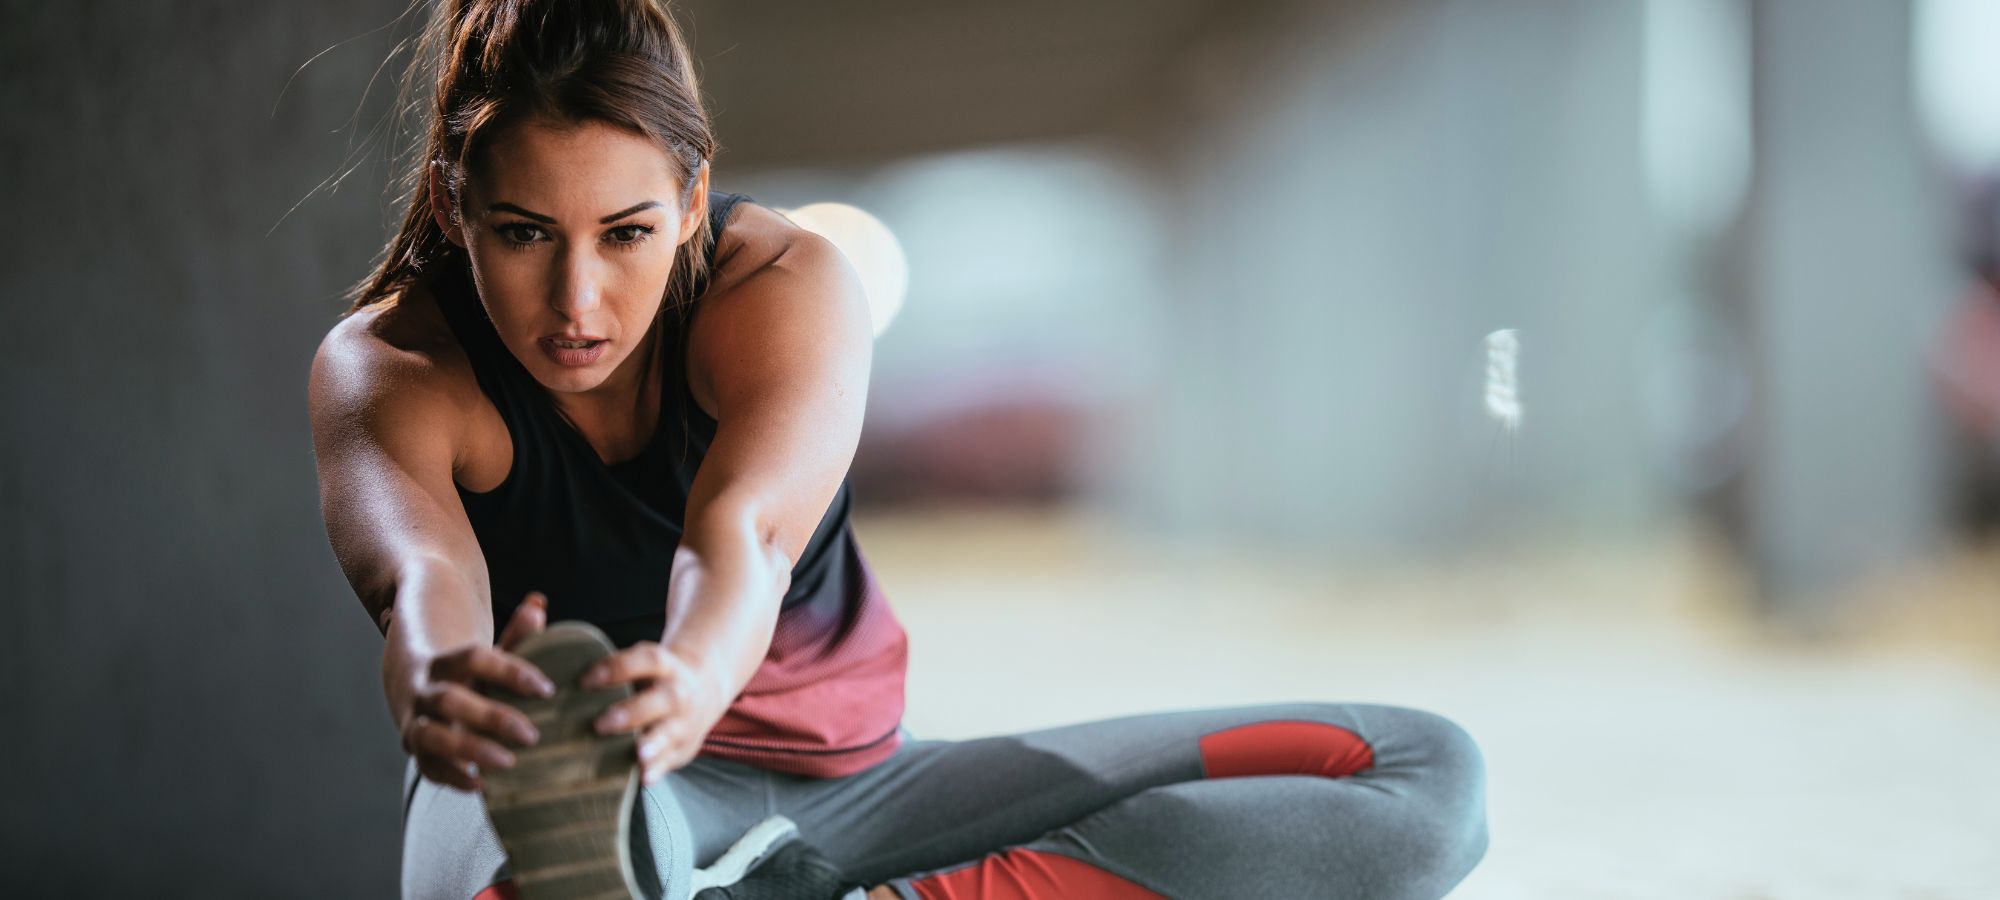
top-left (498, 591), bottom-right (548, 651)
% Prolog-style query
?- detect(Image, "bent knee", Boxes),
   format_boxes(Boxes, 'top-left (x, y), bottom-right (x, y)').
top-left (1407, 708), bottom-right (1484, 786)
top-left (1376, 707), bottom-right (1489, 873)
top-left (1334, 705), bottom-right (1480, 776)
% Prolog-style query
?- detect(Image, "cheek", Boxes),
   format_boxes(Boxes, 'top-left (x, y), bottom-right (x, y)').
top-left (471, 242), bottom-right (545, 288)
top-left (607, 258), bottom-right (677, 321)
top-left (467, 266), bottom-right (547, 344)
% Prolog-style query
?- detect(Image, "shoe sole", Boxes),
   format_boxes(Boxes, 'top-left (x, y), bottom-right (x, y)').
top-left (480, 621), bottom-right (642, 900)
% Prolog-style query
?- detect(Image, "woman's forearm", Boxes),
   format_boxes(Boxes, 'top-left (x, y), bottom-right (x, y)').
top-left (381, 554), bottom-right (491, 727)
top-left (661, 498), bottom-right (793, 704)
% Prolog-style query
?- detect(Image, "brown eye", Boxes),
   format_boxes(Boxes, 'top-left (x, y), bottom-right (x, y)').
top-left (605, 225), bottom-right (653, 248)
top-left (497, 224), bottom-right (545, 245)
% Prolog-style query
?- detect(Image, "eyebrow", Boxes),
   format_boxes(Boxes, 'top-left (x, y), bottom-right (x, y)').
top-left (487, 201), bottom-right (663, 225)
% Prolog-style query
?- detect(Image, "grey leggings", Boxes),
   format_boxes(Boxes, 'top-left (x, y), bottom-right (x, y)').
top-left (402, 702), bottom-right (1488, 899)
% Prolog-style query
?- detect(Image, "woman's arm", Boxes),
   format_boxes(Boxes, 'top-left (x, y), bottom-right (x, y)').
top-left (583, 217), bottom-right (874, 781)
top-left (309, 313), bottom-right (551, 790)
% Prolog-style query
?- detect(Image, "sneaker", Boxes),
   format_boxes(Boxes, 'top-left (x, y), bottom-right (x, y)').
top-left (693, 815), bottom-right (851, 900)
top-left (480, 621), bottom-right (644, 899)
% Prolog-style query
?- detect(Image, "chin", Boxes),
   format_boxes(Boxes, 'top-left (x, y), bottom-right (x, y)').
top-left (531, 362), bottom-right (610, 394)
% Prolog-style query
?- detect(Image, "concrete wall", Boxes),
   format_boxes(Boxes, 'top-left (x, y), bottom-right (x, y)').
top-left (2, 2), bottom-right (413, 894)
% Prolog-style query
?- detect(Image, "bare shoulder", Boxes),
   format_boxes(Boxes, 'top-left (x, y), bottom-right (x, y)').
top-left (687, 200), bottom-right (871, 405)
top-left (697, 200), bottom-right (867, 330)
top-left (705, 200), bottom-right (842, 294)
top-left (309, 281), bottom-right (479, 444)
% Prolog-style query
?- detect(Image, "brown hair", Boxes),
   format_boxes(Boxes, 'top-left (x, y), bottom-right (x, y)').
top-left (345, 0), bottom-right (718, 317)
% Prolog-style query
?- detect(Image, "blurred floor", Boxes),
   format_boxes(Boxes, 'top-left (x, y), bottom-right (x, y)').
top-left (853, 508), bottom-right (2000, 899)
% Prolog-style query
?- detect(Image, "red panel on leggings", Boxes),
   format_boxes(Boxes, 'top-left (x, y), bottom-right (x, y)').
top-left (1198, 720), bottom-right (1374, 779)
top-left (472, 883), bottom-right (518, 900)
top-left (909, 849), bottom-right (1165, 900)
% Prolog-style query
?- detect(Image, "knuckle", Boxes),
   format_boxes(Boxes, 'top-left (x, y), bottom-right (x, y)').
top-left (434, 726), bottom-right (467, 758)
top-left (414, 723), bottom-right (449, 757)
top-left (433, 684), bottom-right (472, 719)
top-left (440, 724), bottom-right (476, 754)
top-left (481, 704), bottom-right (515, 733)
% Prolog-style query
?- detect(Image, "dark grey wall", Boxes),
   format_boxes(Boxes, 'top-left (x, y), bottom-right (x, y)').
top-left (3, 2), bottom-right (416, 894)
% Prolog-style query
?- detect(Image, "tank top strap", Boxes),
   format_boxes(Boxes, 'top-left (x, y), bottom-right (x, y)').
top-left (692, 190), bottom-right (751, 297)
top-left (662, 190), bottom-right (753, 437)
top-left (426, 253), bottom-right (545, 426)
top-left (709, 190), bottom-right (750, 244)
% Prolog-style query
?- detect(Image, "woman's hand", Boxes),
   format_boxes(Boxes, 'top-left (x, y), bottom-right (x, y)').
top-left (580, 642), bottom-right (733, 784)
top-left (400, 592), bottom-right (556, 792)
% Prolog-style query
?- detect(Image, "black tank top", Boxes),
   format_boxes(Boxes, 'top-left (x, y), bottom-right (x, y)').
top-left (430, 191), bottom-right (860, 649)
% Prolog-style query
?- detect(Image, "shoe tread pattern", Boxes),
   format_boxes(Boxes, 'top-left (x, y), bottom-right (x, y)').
top-left (480, 622), bottom-right (641, 900)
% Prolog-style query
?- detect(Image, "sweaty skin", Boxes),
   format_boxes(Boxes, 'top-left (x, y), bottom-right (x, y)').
top-left (308, 116), bottom-right (873, 791)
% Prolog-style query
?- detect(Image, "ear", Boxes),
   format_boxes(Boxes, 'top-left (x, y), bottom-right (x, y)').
top-left (676, 162), bottom-right (711, 246)
top-left (429, 161), bottom-right (467, 249)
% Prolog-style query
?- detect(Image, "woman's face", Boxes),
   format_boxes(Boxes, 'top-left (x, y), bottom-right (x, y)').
top-left (436, 116), bottom-right (705, 396)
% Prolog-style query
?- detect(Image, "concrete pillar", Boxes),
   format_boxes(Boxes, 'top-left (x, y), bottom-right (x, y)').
top-left (1739, 0), bottom-right (1952, 616)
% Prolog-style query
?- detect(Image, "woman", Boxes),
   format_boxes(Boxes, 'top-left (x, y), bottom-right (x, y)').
top-left (308, 2), bottom-right (1489, 898)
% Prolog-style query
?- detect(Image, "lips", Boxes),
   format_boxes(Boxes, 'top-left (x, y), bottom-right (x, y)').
top-left (540, 335), bottom-right (608, 368)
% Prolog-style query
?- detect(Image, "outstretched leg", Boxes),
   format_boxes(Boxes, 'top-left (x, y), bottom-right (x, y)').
top-left (782, 702), bottom-right (1487, 900)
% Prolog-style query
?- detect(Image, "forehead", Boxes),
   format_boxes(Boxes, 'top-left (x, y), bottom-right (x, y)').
top-left (473, 117), bottom-right (682, 205)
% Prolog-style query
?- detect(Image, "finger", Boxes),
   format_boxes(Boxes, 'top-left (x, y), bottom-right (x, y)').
top-left (595, 684), bottom-right (674, 735)
top-left (637, 726), bottom-right (664, 765)
top-left (419, 682), bottom-right (540, 747)
top-left (410, 712), bottom-right (519, 773)
top-left (637, 725), bottom-right (677, 785)
top-left (641, 715), bottom-right (694, 756)
top-left (407, 716), bottom-right (491, 791)
top-left (641, 726), bottom-right (699, 784)
top-left (580, 642), bottom-right (665, 690)
top-left (418, 755), bottom-right (481, 793)
top-left (498, 592), bottom-right (548, 652)
top-left (467, 645), bottom-right (555, 699)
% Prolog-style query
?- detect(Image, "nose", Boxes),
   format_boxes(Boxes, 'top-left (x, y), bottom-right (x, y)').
top-left (549, 243), bottom-right (602, 320)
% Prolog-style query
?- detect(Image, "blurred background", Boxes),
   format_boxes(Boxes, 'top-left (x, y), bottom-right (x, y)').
top-left (4, 0), bottom-right (1998, 896)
